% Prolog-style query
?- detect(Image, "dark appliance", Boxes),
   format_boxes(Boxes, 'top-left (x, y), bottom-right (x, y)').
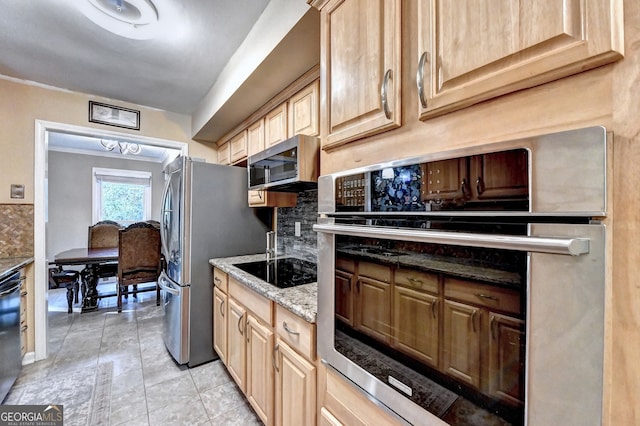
top-left (234, 258), bottom-right (317, 288)
top-left (0, 271), bottom-right (23, 402)
top-left (314, 127), bottom-right (608, 425)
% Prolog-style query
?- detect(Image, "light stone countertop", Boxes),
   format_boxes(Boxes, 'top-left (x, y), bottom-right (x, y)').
top-left (209, 254), bottom-right (317, 323)
top-left (0, 257), bottom-right (34, 281)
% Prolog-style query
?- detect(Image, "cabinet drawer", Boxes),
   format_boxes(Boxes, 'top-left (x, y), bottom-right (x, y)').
top-left (275, 304), bottom-right (316, 361)
top-left (213, 268), bottom-right (228, 293)
top-left (229, 277), bottom-right (273, 325)
top-left (358, 261), bottom-right (391, 283)
top-left (444, 277), bottom-right (522, 315)
top-left (394, 268), bottom-right (439, 294)
top-left (336, 257), bottom-right (355, 273)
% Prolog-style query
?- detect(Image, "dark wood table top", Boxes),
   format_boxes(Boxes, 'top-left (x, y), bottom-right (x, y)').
top-left (51, 247), bottom-right (118, 266)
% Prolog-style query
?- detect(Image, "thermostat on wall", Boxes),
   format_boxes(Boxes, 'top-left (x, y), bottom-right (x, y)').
top-left (10, 184), bottom-right (24, 199)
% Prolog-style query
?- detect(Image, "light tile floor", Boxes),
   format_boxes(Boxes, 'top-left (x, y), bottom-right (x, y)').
top-left (5, 281), bottom-right (261, 426)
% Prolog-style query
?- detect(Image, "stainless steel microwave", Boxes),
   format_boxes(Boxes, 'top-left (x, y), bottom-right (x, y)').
top-left (248, 134), bottom-right (319, 192)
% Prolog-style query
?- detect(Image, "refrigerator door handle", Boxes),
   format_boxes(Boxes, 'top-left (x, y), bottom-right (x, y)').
top-left (158, 274), bottom-right (180, 295)
top-left (160, 177), bottom-right (172, 261)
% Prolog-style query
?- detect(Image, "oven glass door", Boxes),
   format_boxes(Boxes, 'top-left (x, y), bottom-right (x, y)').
top-left (316, 219), bottom-right (604, 426)
top-left (332, 229), bottom-right (527, 425)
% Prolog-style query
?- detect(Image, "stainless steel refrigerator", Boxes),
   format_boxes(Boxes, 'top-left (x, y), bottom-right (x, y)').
top-left (158, 156), bottom-right (269, 367)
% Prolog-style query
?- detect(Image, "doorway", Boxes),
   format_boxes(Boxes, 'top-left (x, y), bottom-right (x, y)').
top-left (34, 120), bottom-right (188, 361)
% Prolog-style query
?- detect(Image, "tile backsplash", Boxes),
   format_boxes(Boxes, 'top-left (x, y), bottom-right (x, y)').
top-left (0, 204), bottom-right (34, 258)
top-left (276, 190), bottom-right (317, 263)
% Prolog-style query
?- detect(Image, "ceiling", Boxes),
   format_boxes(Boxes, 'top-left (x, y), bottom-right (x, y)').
top-left (1, 0), bottom-right (319, 159)
top-left (0, 0), bottom-right (271, 116)
top-left (47, 131), bottom-right (181, 164)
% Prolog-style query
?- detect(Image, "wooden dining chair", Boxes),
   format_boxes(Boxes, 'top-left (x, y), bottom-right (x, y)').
top-left (81, 220), bottom-right (122, 299)
top-left (117, 222), bottom-right (162, 312)
top-left (88, 220), bottom-right (121, 249)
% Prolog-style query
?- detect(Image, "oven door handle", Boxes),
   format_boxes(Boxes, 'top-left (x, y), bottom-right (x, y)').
top-left (313, 223), bottom-right (590, 256)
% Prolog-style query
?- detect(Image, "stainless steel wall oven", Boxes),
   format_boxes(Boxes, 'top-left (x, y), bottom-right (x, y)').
top-left (314, 127), bottom-right (608, 425)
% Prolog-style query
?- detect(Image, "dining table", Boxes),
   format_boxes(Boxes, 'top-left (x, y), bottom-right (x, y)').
top-left (50, 247), bottom-right (118, 313)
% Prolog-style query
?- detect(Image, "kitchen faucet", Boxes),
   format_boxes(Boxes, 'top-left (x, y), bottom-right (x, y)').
top-left (266, 231), bottom-right (276, 262)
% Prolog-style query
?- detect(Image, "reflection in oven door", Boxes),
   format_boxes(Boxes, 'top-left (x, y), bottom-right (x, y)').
top-left (316, 221), bottom-right (604, 426)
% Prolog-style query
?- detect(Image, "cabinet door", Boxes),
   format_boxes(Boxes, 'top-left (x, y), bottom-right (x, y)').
top-left (319, 407), bottom-right (343, 426)
top-left (248, 119), bottom-right (265, 157)
top-left (470, 150), bottom-right (528, 200)
top-left (421, 158), bottom-right (469, 203)
top-left (217, 141), bottom-right (231, 165)
top-left (442, 299), bottom-right (481, 388)
top-left (393, 286), bottom-right (439, 368)
top-left (213, 287), bottom-right (228, 365)
top-left (246, 314), bottom-right (275, 425)
top-left (322, 0), bottom-right (401, 148)
top-left (417, 0), bottom-right (623, 120)
top-left (289, 80), bottom-right (320, 137)
top-left (227, 298), bottom-right (247, 392)
top-left (229, 130), bottom-right (248, 164)
top-left (265, 102), bottom-right (288, 147)
top-left (335, 270), bottom-right (354, 327)
top-left (488, 313), bottom-right (525, 406)
top-left (275, 340), bottom-right (317, 426)
top-left (355, 276), bottom-right (391, 344)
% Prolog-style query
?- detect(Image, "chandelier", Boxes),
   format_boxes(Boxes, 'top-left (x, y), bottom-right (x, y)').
top-left (100, 139), bottom-right (141, 155)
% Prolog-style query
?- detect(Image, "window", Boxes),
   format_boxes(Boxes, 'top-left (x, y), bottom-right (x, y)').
top-left (92, 167), bottom-right (152, 226)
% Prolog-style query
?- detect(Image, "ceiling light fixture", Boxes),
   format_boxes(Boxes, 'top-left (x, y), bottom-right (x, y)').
top-left (78, 0), bottom-right (159, 40)
top-left (100, 139), bottom-right (142, 155)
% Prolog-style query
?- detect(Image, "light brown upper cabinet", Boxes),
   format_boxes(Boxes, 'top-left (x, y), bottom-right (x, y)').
top-left (229, 130), bottom-right (248, 164)
top-left (321, 0), bottom-right (402, 149)
top-left (217, 141), bottom-right (231, 165)
top-left (265, 102), bottom-right (288, 148)
top-left (288, 80), bottom-right (320, 137)
top-left (416, 0), bottom-right (624, 120)
top-left (247, 119), bottom-right (265, 158)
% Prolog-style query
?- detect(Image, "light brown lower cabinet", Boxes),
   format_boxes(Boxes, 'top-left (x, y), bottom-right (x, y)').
top-left (246, 314), bottom-right (275, 425)
top-left (318, 364), bottom-right (402, 426)
top-left (226, 297), bottom-right (247, 392)
top-left (212, 267), bottom-right (317, 426)
top-left (319, 407), bottom-right (343, 426)
top-left (274, 339), bottom-right (316, 426)
top-left (213, 286), bottom-right (227, 365)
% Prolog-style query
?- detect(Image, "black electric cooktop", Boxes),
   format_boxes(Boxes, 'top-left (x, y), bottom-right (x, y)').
top-left (234, 258), bottom-right (317, 289)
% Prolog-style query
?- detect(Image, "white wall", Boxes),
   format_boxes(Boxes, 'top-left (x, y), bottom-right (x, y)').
top-left (47, 151), bottom-right (164, 260)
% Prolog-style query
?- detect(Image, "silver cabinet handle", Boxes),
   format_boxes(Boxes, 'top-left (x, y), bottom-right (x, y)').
top-left (282, 321), bottom-right (300, 336)
top-left (416, 51), bottom-right (429, 108)
top-left (314, 223), bottom-right (590, 256)
top-left (381, 69), bottom-right (392, 119)
top-left (214, 276), bottom-right (221, 284)
top-left (219, 299), bottom-right (225, 317)
top-left (272, 343), bottom-right (280, 372)
top-left (431, 299), bottom-right (438, 319)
